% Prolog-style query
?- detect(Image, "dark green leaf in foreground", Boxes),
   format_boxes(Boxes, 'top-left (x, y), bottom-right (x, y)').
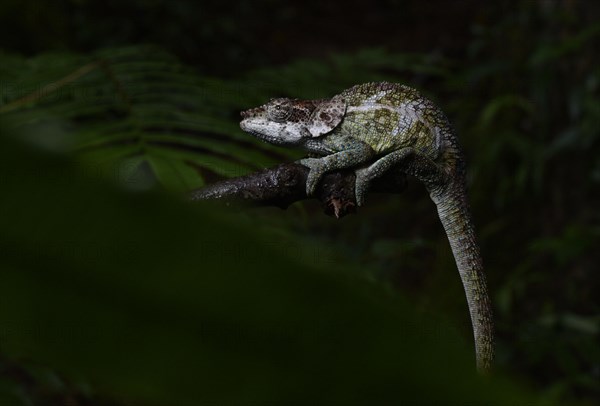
top-left (0, 137), bottom-right (541, 405)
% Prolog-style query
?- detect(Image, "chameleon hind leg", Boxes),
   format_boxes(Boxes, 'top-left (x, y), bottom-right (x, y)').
top-left (354, 147), bottom-right (447, 206)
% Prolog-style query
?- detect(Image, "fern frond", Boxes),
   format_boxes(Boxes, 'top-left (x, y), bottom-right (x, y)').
top-left (0, 46), bottom-right (289, 192)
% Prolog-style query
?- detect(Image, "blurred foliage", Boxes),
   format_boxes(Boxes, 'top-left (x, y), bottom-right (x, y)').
top-left (0, 46), bottom-right (295, 193)
top-left (1, 0), bottom-right (599, 405)
top-left (0, 136), bottom-right (541, 405)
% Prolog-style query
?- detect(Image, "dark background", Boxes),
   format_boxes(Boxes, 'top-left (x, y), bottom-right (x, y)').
top-left (0, 0), bottom-right (598, 405)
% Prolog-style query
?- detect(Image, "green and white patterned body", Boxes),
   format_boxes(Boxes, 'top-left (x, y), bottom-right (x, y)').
top-left (240, 82), bottom-right (495, 372)
top-left (340, 83), bottom-right (448, 159)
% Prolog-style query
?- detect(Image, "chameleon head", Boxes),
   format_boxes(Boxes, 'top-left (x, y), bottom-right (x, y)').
top-left (240, 96), bottom-right (347, 145)
top-left (240, 98), bottom-right (314, 145)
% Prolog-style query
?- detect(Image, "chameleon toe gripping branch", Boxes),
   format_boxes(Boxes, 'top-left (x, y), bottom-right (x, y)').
top-left (240, 82), bottom-right (494, 372)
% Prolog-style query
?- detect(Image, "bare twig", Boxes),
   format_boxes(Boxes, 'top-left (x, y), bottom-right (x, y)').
top-left (190, 162), bottom-right (406, 219)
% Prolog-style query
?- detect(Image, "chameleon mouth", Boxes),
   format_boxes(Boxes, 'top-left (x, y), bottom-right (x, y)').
top-left (239, 117), bottom-right (265, 131)
top-left (239, 119), bottom-right (267, 139)
top-left (239, 120), bottom-right (288, 145)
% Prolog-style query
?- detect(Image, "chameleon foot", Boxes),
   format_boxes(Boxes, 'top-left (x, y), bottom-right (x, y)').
top-left (298, 157), bottom-right (326, 196)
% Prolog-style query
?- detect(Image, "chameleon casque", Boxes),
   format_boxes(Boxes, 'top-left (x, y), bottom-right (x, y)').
top-left (239, 82), bottom-right (494, 372)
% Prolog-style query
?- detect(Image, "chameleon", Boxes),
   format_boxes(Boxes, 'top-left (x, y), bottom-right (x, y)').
top-left (239, 82), bottom-right (494, 372)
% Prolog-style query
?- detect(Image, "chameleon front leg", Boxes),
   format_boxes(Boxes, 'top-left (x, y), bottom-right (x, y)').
top-left (354, 147), bottom-right (447, 206)
top-left (299, 139), bottom-right (374, 196)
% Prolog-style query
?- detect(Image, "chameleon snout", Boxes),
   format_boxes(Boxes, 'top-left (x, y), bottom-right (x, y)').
top-left (240, 107), bottom-right (265, 119)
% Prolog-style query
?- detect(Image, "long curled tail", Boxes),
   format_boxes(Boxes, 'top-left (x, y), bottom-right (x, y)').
top-left (430, 179), bottom-right (495, 372)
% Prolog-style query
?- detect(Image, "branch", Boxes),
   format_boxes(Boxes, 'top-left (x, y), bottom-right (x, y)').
top-left (190, 162), bottom-right (406, 218)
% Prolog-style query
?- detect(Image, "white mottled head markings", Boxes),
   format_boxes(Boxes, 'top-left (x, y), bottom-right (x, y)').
top-left (306, 95), bottom-right (347, 137)
top-left (240, 96), bottom-right (346, 145)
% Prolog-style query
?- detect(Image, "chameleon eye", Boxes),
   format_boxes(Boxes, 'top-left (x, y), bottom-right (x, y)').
top-left (267, 102), bottom-right (291, 122)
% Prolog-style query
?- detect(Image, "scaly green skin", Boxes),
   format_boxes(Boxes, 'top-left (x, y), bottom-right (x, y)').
top-left (240, 82), bottom-right (494, 372)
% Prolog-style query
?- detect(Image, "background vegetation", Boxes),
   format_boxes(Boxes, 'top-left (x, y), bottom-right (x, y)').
top-left (0, 0), bottom-right (598, 404)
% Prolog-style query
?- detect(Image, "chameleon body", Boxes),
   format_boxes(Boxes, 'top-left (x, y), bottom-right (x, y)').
top-left (240, 82), bottom-right (494, 372)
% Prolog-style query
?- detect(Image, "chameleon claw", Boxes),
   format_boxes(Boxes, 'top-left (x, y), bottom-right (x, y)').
top-left (305, 175), bottom-right (319, 196)
top-left (354, 169), bottom-right (370, 206)
top-left (355, 190), bottom-right (366, 207)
